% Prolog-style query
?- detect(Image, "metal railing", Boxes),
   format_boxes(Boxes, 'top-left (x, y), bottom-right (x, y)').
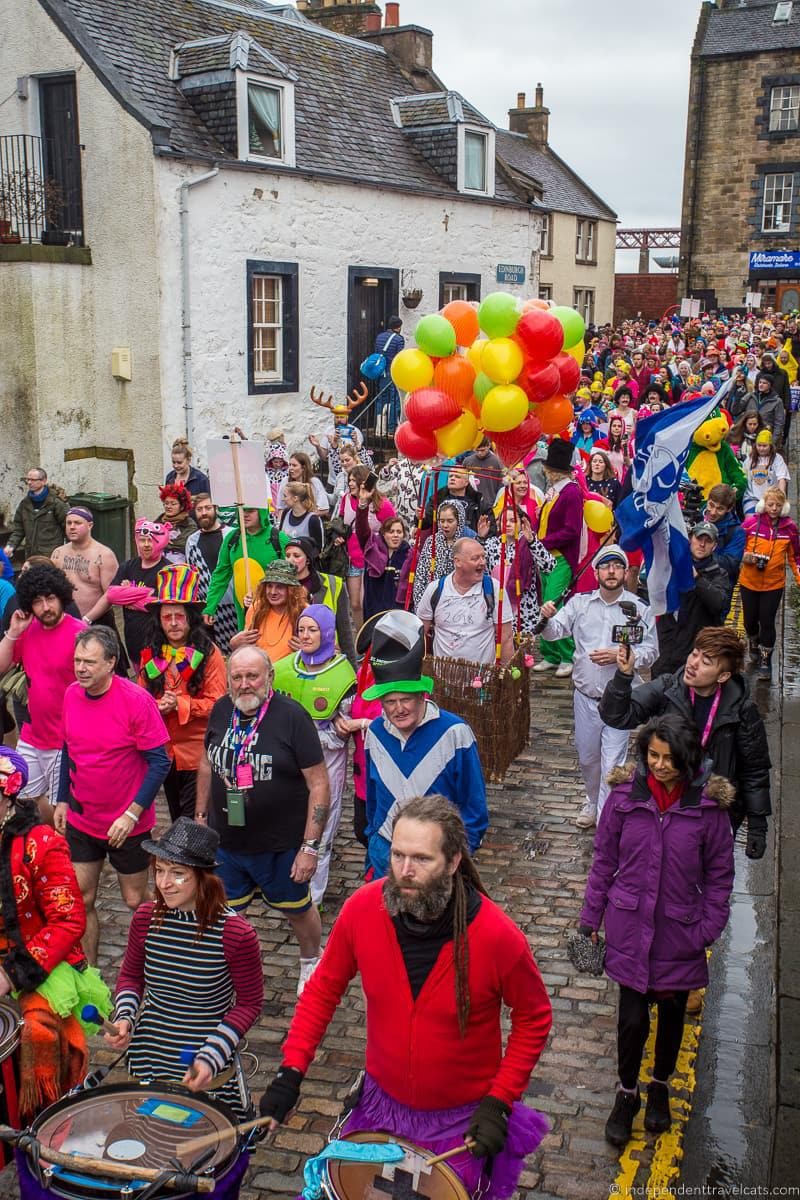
top-left (0, 133), bottom-right (84, 245)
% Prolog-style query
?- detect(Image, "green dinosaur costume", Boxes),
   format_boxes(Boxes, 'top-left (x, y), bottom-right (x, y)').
top-left (203, 508), bottom-right (289, 629)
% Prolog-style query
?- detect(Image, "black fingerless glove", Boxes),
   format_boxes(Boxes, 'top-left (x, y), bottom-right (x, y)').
top-left (259, 1066), bottom-right (303, 1123)
top-left (466, 1095), bottom-right (511, 1158)
top-left (745, 829), bottom-right (766, 860)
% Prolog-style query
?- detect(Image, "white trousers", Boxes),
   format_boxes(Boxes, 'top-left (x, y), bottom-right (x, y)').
top-left (311, 745), bottom-right (348, 906)
top-left (572, 689), bottom-right (631, 818)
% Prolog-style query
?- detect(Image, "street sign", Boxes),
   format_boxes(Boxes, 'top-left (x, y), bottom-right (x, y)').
top-left (749, 250), bottom-right (800, 271)
top-left (496, 264), bottom-right (526, 284)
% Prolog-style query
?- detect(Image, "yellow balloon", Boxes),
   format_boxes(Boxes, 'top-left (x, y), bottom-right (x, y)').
top-left (481, 384), bottom-right (528, 433)
top-left (232, 557), bottom-right (265, 607)
top-left (583, 499), bottom-right (614, 534)
top-left (481, 337), bottom-right (524, 385)
top-left (466, 339), bottom-right (488, 373)
top-left (435, 411), bottom-right (480, 457)
top-left (391, 348), bottom-right (434, 393)
top-left (566, 339), bottom-right (586, 366)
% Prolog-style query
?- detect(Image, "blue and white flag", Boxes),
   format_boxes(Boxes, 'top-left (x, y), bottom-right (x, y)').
top-left (616, 379), bottom-right (735, 615)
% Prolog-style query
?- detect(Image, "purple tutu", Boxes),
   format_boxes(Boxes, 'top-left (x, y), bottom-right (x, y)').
top-left (338, 1073), bottom-right (549, 1200)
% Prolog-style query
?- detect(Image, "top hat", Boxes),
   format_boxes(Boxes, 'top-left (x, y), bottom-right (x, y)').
top-left (142, 817), bottom-right (220, 869)
top-left (361, 611), bottom-right (433, 701)
top-left (543, 438), bottom-right (574, 474)
top-left (150, 565), bottom-right (202, 607)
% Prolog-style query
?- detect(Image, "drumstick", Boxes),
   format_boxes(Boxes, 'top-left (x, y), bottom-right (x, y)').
top-left (425, 1140), bottom-right (475, 1166)
top-left (25, 1140), bottom-right (216, 1193)
top-left (80, 1005), bottom-right (120, 1038)
top-left (177, 1114), bottom-right (275, 1158)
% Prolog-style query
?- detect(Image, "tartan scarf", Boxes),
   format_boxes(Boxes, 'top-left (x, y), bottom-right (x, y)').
top-left (141, 643), bottom-right (204, 681)
top-left (18, 991), bottom-right (86, 1119)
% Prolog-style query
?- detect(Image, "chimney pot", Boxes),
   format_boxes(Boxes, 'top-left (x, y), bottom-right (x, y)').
top-left (365, 10), bottom-right (381, 30)
top-left (535, 83), bottom-right (543, 108)
top-left (385, 1), bottom-right (400, 26)
top-left (517, 92), bottom-right (526, 109)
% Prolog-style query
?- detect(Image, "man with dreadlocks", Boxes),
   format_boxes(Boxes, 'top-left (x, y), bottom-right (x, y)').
top-left (259, 796), bottom-right (552, 1199)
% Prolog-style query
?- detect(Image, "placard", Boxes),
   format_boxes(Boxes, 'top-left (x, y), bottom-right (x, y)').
top-left (207, 438), bottom-right (267, 507)
top-left (679, 297), bottom-right (701, 318)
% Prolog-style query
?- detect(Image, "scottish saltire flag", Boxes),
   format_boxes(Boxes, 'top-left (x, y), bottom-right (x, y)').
top-left (615, 378), bottom-right (735, 615)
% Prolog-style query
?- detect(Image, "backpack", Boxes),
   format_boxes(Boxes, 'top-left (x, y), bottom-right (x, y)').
top-left (429, 573), bottom-right (495, 622)
top-left (360, 332), bottom-right (401, 380)
top-left (228, 524), bottom-right (282, 557)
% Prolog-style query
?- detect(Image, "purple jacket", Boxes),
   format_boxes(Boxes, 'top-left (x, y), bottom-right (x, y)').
top-left (580, 763), bottom-right (734, 993)
top-left (538, 479), bottom-right (583, 574)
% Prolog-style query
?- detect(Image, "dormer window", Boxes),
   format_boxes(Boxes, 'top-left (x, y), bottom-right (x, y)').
top-left (458, 124), bottom-right (495, 197)
top-left (236, 73), bottom-right (295, 166)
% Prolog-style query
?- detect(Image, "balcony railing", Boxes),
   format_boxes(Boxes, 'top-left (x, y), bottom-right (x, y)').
top-left (0, 133), bottom-right (84, 246)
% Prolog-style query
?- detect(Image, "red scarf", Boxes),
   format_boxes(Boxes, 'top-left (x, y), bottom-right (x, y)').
top-left (647, 773), bottom-right (685, 814)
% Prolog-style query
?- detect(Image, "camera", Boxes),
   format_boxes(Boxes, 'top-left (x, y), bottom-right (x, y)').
top-left (753, 553), bottom-right (769, 571)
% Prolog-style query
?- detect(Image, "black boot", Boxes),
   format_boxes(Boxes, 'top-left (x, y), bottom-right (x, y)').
top-left (748, 637), bottom-right (760, 668)
top-left (644, 1081), bottom-right (671, 1133)
top-left (605, 1086), bottom-right (641, 1147)
top-left (756, 646), bottom-right (773, 680)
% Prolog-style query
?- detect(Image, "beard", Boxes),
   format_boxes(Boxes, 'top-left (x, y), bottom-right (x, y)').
top-left (233, 690), bottom-right (267, 715)
top-left (197, 513), bottom-right (217, 530)
top-left (384, 869), bottom-right (454, 922)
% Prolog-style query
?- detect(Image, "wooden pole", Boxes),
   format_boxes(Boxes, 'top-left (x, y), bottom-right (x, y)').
top-left (229, 433), bottom-right (252, 598)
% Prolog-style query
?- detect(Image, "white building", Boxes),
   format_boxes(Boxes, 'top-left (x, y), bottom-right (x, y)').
top-left (0, 0), bottom-right (615, 515)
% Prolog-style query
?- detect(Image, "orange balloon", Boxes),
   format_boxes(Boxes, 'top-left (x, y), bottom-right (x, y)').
top-left (532, 395), bottom-right (574, 436)
top-left (433, 355), bottom-right (477, 405)
top-left (522, 298), bottom-right (552, 312)
top-left (442, 300), bottom-right (480, 347)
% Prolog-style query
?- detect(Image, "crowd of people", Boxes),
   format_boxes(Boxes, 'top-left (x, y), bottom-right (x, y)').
top-left (0, 304), bottom-right (788, 1192)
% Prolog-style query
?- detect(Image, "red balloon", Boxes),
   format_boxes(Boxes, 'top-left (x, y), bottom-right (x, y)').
top-left (405, 387), bottom-right (462, 433)
top-left (554, 352), bottom-right (581, 394)
top-left (532, 395), bottom-right (574, 436)
top-left (394, 421), bottom-right (438, 462)
top-left (433, 355), bottom-right (477, 405)
top-left (492, 411), bottom-right (543, 467)
top-left (515, 309), bottom-right (565, 361)
top-left (518, 360), bottom-right (560, 404)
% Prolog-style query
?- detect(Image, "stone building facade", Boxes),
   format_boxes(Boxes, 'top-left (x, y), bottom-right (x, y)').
top-left (679, 0), bottom-right (800, 311)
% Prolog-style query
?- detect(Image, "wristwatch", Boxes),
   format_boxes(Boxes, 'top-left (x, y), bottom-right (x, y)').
top-left (302, 838), bottom-right (321, 852)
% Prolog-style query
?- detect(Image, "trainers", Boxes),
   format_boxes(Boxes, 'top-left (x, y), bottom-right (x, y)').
top-left (297, 956), bottom-right (321, 997)
top-left (575, 800), bottom-right (597, 829)
top-left (532, 659), bottom-right (555, 673)
top-left (644, 1081), bottom-right (671, 1134)
top-left (554, 662), bottom-right (574, 678)
top-left (605, 1086), bottom-right (641, 1147)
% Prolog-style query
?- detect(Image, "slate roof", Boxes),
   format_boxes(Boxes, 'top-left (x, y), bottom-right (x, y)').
top-left (495, 129), bottom-right (617, 221)
top-left (393, 91), bottom-right (491, 129)
top-left (698, 0), bottom-right (800, 56)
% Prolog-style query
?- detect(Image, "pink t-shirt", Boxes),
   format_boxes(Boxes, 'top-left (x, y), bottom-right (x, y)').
top-left (13, 614), bottom-right (84, 750)
top-left (339, 496), bottom-right (396, 569)
top-left (62, 676), bottom-right (169, 838)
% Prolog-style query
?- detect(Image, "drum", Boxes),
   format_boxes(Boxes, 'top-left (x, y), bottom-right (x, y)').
top-left (324, 1130), bottom-right (470, 1199)
top-left (0, 997), bottom-right (23, 1166)
top-left (16, 1081), bottom-right (249, 1200)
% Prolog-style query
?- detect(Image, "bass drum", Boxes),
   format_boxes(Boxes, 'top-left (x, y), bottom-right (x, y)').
top-left (324, 1130), bottom-right (470, 1199)
top-left (17, 1081), bottom-right (249, 1200)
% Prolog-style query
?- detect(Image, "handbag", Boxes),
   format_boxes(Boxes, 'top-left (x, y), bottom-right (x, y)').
top-left (319, 516), bottom-right (351, 578)
top-left (567, 930), bottom-right (606, 976)
top-left (0, 663), bottom-right (28, 706)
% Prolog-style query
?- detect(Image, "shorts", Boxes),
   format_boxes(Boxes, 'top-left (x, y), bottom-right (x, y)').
top-left (66, 824), bottom-right (151, 875)
top-left (17, 742), bottom-right (62, 803)
top-left (216, 845), bottom-right (312, 913)
top-left (346, 562), bottom-right (363, 578)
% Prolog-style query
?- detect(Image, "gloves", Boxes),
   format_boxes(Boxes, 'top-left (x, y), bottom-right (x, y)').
top-left (578, 924), bottom-right (596, 938)
top-left (259, 1066), bottom-right (303, 1123)
top-left (745, 828), bottom-right (766, 860)
top-left (466, 1095), bottom-right (511, 1159)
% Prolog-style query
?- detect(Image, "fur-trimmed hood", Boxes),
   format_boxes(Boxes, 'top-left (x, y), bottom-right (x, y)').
top-left (607, 761), bottom-right (735, 809)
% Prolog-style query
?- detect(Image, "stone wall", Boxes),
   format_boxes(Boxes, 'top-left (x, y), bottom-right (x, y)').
top-left (679, 42), bottom-right (800, 307)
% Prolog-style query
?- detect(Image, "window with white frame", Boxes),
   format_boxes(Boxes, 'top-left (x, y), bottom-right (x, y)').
top-left (457, 125), bottom-right (495, 196)
top-left (762, 172), bottom-right (794, 231)
top-left (237, 75), bottom-right (295, 166)
top-left (575, 219), bottom-right (597, 262)
top-left (573, 287), bottom-right (595, 325)
top-left (539, 213), bottom-right (552, 257)
top-left (539, 284), bottom-right (553, 301)
top-left (438, 272), bottom-right (481, 307)
top-left (769, 85), bottom-right (800, 131)
top-left (247, 260), bottom-right (298, 394)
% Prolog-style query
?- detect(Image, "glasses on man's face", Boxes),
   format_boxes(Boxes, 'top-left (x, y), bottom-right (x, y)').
top-left (22, 476), bottom-right (43, 484)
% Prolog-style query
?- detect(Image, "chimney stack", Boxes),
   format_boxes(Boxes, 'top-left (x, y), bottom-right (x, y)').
top-left (385, 1), bottom-right (400, 25)
top-left (359, 4), bottom-right (435, 86)
top-left (508, 82), bottom-right (549, 149)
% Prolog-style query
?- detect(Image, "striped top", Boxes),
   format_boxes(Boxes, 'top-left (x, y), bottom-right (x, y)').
top-left (114, 903), bottom-right (263, 1117)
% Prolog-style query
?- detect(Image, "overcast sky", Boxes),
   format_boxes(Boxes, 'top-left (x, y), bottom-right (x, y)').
top-left (397, 0), bottom-right (702, 252)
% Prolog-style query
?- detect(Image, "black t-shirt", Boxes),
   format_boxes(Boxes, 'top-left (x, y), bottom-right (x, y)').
top-left (691, 691), bottom-right (716, 742)
top-left (110, 557), bottom-right (167, 665)
top-left (204, 693), bottom-right (323, 854)
top-left (197, 529), bottom-right (224, 576)
top-left (391, 884), bottom-right (482, 999)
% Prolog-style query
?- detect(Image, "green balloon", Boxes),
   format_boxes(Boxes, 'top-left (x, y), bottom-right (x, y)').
top-left (478, 292), bottom-right (520, 339)
top-left (474, 371), bottom-right (494, 402)
top-left (550, 305), bottom-right (585, 349)
top-left (415, 313), bottom-right (457, 358)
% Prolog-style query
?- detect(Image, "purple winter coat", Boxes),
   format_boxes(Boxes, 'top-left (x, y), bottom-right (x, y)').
top-left (580, 763), bottom-right (735, 993)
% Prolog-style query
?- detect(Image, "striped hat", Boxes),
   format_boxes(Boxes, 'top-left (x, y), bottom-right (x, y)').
top-left (151, 564), bottom-right (202, 606)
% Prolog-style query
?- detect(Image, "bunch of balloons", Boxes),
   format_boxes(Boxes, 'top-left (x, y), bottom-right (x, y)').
top-left (390, 294), bottom-right (586, 467)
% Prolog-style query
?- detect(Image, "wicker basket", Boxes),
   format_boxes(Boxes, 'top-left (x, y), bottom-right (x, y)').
top-left (422, 648), bottom-right (530, 783)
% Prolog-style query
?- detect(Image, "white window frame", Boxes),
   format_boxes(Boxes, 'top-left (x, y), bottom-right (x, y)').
top-left (236, 71), bottom-right (296, 167)
top-left (573, 287), bottom-right (595, 325)
top-left (576, 218), bottom-right (597, 263)
top-left (457, 123), bottom-right (495, 197)
top-left (539, 284), bottom-right (553, 301)
top-left (769, 85), bottom-right (800, 131)
top-left (762, 172), bottom-right (794, 231)
top-left (251, 273), bottom-right (284, 384)
top-left (539, 212), bottom-right (552, 258)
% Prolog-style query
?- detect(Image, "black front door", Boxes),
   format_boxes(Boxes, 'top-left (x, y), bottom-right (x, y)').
top-left (347, 266), bottom-right (400, 395)
top-left (39, 75), bottom-right (84, 242)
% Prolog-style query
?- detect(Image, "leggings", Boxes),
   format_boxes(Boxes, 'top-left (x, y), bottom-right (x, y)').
top-left (617, 985), bottom-right (689, 1090)
top-left (740, 585), bottom-right (783, 649)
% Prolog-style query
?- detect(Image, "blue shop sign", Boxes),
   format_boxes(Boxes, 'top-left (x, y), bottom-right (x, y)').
top-left (496, 263), bottom-right (526, 284)
top-left (749, 250), bottom-right (800, 271)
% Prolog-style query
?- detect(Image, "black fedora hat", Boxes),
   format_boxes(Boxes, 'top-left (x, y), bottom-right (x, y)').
top-left (142, 817), bottom-right (220, 869)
